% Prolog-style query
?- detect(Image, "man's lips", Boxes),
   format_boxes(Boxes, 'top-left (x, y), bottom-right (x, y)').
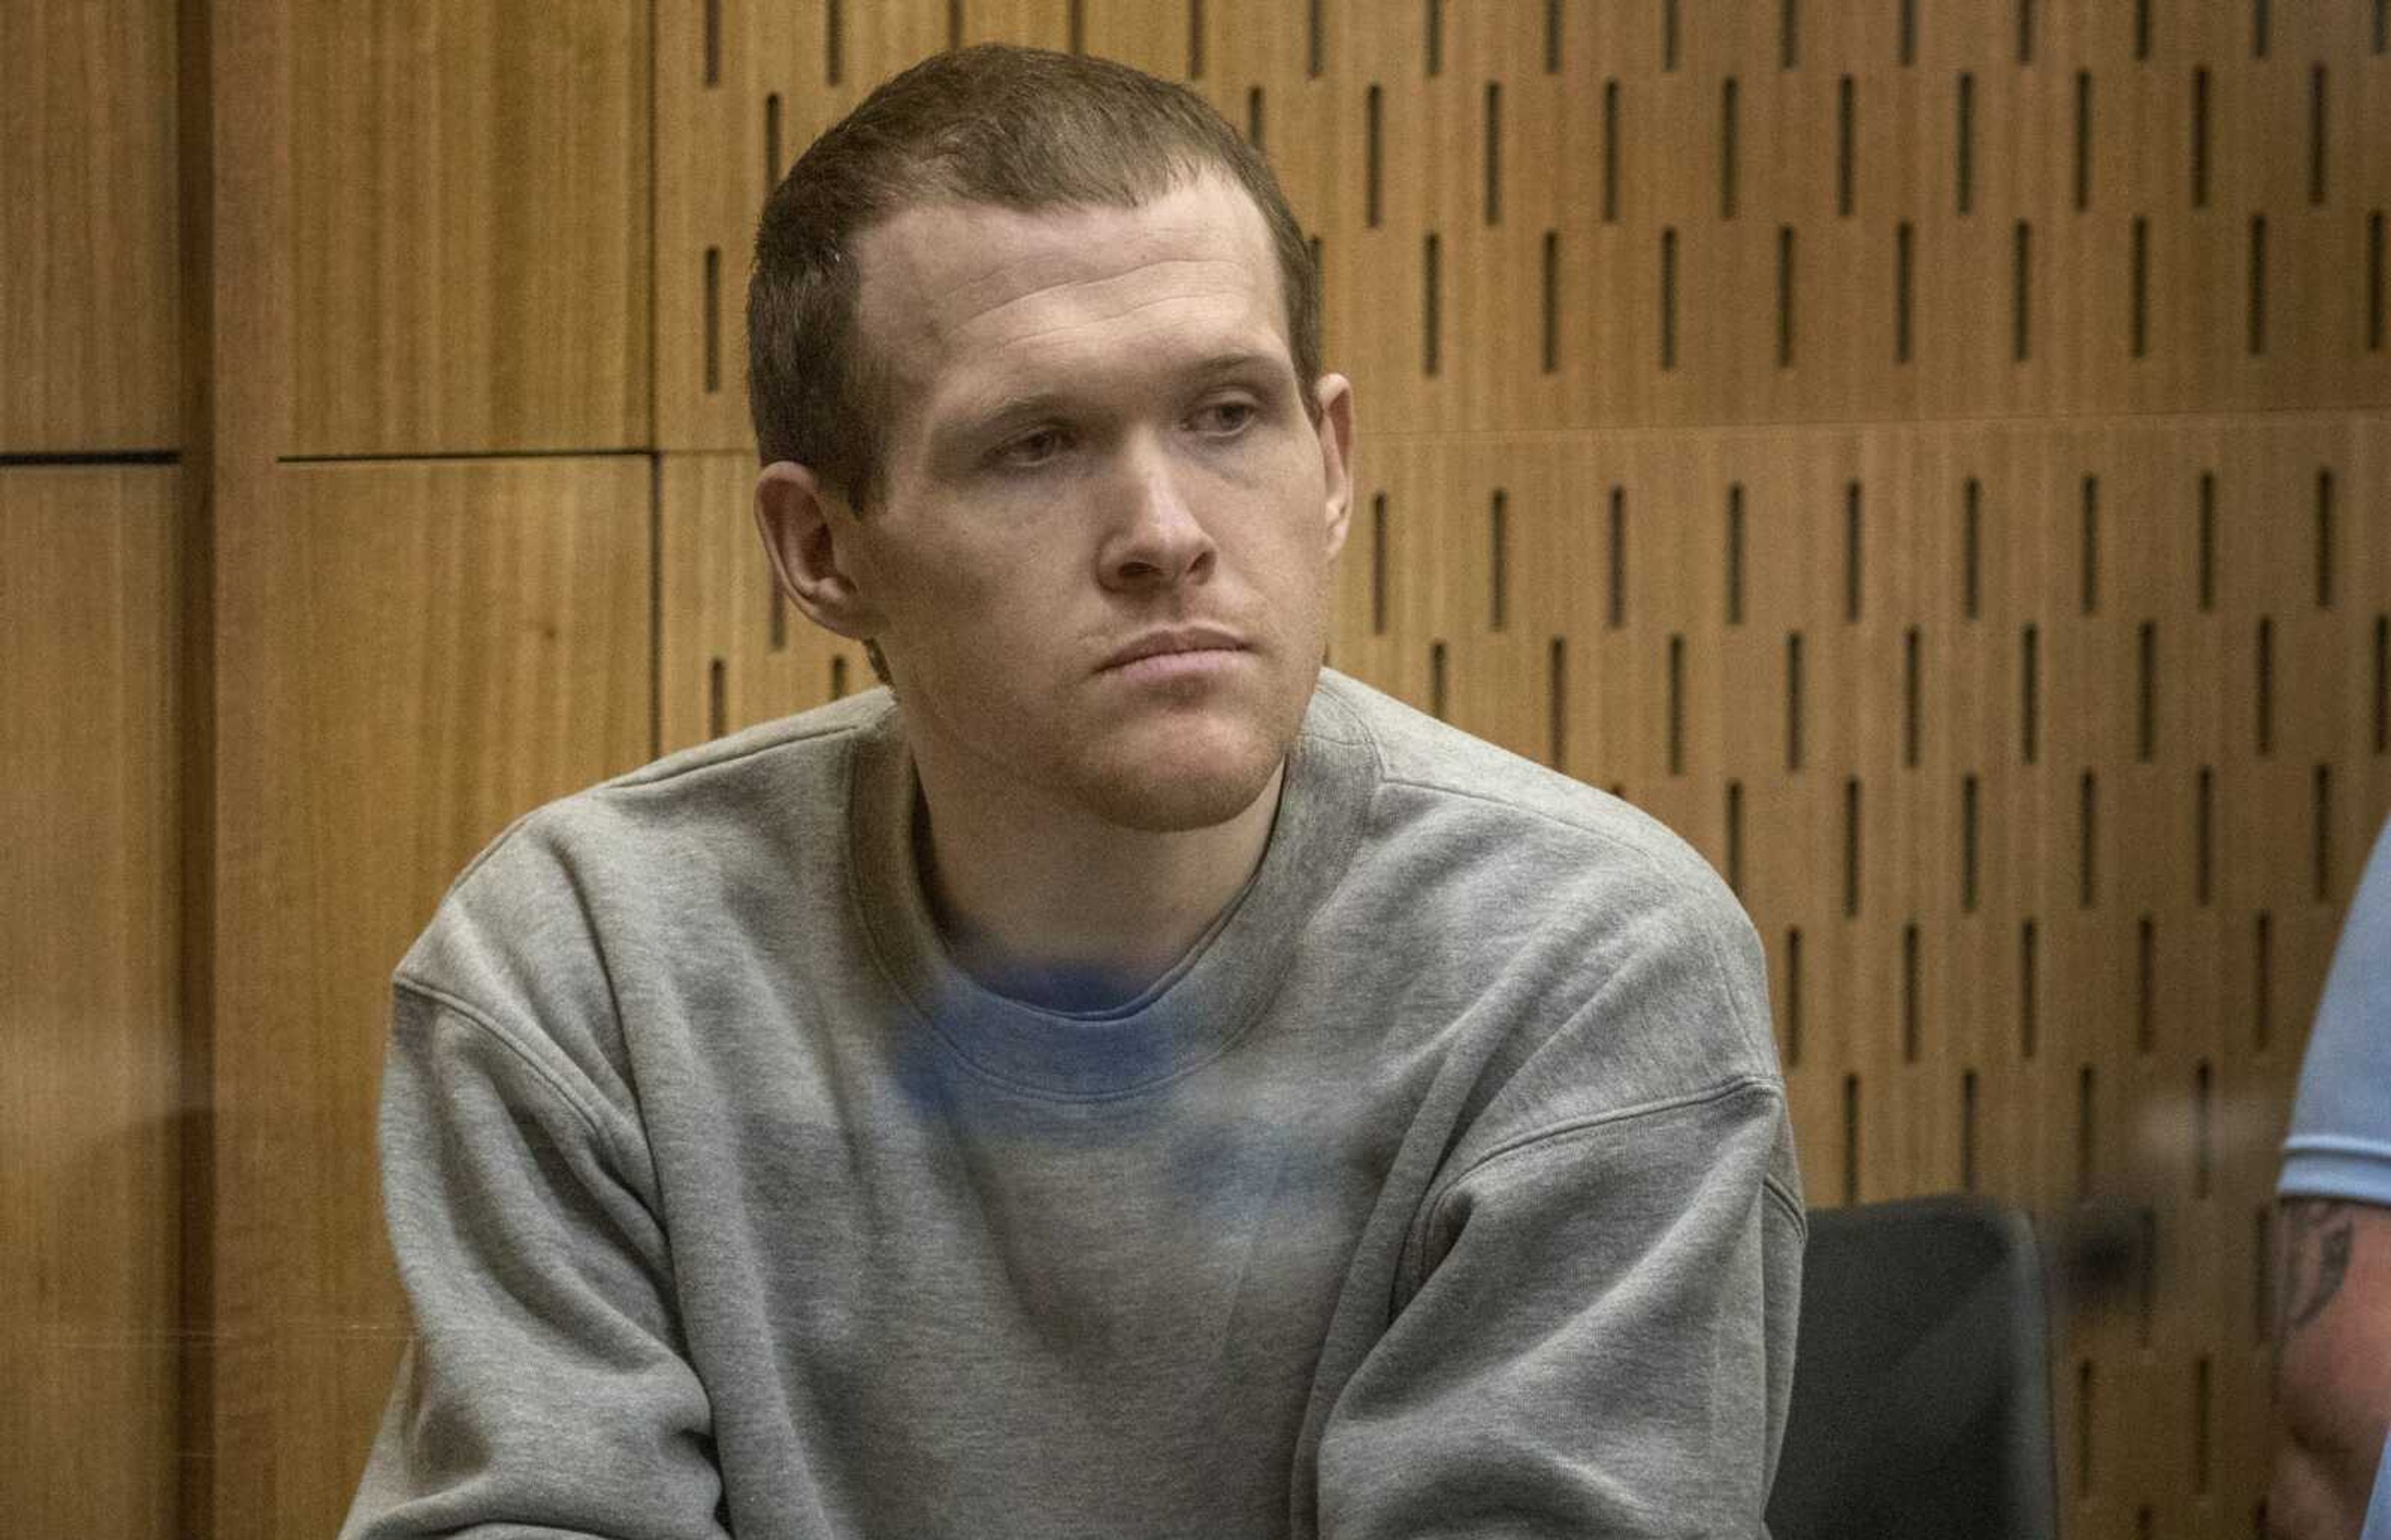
top-left (1099, 626), bottom-right (1249, 672)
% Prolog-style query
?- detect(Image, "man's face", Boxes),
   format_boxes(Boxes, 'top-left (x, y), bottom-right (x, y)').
top-left (796, 174), bottom-right (1352, 832)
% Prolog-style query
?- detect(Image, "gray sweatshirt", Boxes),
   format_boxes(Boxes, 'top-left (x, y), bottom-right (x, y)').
top-left (341, 669), bottom-right (1804, 1539)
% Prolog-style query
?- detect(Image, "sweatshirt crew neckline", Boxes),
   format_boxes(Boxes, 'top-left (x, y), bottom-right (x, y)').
top-left (846, 675), bottom-right (1377, 1099)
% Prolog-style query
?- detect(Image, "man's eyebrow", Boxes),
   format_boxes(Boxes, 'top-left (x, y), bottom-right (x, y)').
top-left (946, 351), bottom-right (1296, 440)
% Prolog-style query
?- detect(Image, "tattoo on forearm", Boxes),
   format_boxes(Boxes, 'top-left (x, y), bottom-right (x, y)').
top-left (2278, 1200), bottom-right (2356, 1345)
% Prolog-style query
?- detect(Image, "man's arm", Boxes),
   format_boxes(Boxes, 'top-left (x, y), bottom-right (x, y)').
top-left (1313, 1077), bottom-right (1803, 1538)
top-left (340, 986), bottom-right (733, 1540)
top-left (2271, 1197), bottom-right (2391, 1540)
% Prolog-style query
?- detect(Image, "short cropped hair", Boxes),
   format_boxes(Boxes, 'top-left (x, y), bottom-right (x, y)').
top-left (747, 43), bottom-right (1322, 508)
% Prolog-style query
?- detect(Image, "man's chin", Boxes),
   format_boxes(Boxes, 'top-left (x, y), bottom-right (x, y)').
top-left (1073, 723), bottom-right (1291, 833)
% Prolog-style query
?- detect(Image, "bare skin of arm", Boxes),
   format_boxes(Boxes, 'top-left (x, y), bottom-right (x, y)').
top-left (2272, 1198), bottom-right (2391, 1540)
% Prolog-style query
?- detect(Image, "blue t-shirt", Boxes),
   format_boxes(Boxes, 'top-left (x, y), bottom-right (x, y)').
top-left (2281, 817), bottom-right (2391, 1538)
top-left (2282, 816), bottom-right (2391, 1204)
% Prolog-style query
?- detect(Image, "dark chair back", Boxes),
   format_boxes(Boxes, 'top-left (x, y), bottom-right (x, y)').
top-left (1764, 1195), bottom-right (2060, 1540)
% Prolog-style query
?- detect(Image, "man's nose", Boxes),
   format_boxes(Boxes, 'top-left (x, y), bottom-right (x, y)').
top-left (1099, 441), bottom-right (1217, 590)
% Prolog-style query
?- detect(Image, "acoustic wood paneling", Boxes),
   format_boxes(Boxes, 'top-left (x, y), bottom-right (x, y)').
top-left (209, 456), bottom-right (653, 1534)
top-left (653, 8), bottom-right (2391, 1540)
top-left (285, 1), bottom-right (650, 456)
top-left (0, 0), bottom-right (179, 451)
top-left (0, 466), bottom-right (182, 1536)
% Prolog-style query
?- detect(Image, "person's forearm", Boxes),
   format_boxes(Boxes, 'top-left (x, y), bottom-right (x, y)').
top-left (2269, 1198), bottom-right (2391, 1540)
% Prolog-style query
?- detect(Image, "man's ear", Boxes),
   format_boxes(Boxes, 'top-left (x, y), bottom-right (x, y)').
top-left (754, 461), bottom-right (884, 641)
top-left (1313, 373), bottom-right (1356, 563)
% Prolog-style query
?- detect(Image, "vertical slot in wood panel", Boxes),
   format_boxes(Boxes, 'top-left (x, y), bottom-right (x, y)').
top-left (2314, 763), bottom-right (2332, 901)
top-left (1963, 773), bottom-right (1981, 911)
top-left (1067, 0), bottom-right (1084, 54)
top-left (2082, 474), bottom-right (2100, 614)
top-left (2195, 1059), bottom-right (2214, 1198)
top-left (2014, 221), bottom-right (2034, 361)
top-left (1786, 928), bottom-right (1805, 1066)
top-left (1902, 923), bottom-right (1920, 1061)
top-left (1541, 232), bottom-right (1560, 372)
top-left (704, 0), bottom-right (721, 85)
top-left (2378, 0), bottom-right (2388, 52)
top-left (1663, 0), bottom-right (1681, 72)
top-left (2138, 621), bottom-right (2157, 759)
top-left (1425, 0), bottom-right (1443, 77)
top-left (1904, 627), bottom-right (1921, 766)
top-left (1370, 493), bottom-right (1388, 635)
top-left (2199, 472), bottom-right (2218, 611)
top-left (829, 655), bottom-right (850, 700)
top-left (2193, 68), bottom-right (2211, 208)
top-left (769, 580), bottom-right (787, 652)
top-left (2376, 616), bottom-right (2388, 751)
top-left (1844, 777), bottom-right (1862, 916)
top-left (1430, 640), bottom-right (1448, 719)
top-left (2257, 616), bottom-right (2275, 754)
top-left (948, 0), bottom-right (964, 52)
top-left (1308, 0), bottom-right (1323, 76)
top-left (2022, 624), bottom-right (2040, 763)
top-left (2372, 212), bottom-right (2386, 350)
top-left (1726, 485), bottom-right (1745, 624)
top-left (2248, 215), bottom-right (2268, 355)
top-left (1423, 233), bottom-right (1441, 376)
top-left (2316, 470), bottom-right (2334, 608)
top-left (1782, 0), bottom-right (1799, 68)
top-left (1964, 478), bottom-right (1982, 617)
top-left (1958, 74), bottom-right (1976, 215)
top-left (1608, 487), bottom-right (1628, 627)
top-left (1902, 0), bottom-right (1918, 65)
top-left (2257, 909), bottom-right (2274, 1049)
top-left (1483, 84), bottom-right (1502, 227)
top-left (1896, 222), bottom-right (1915, 361)
top-left (826, 0), bottom-right (844, 84)
top-left (1546, 0), bottom-right (1563, 72)
top-left (1787, 632), bottom-right (1806, 769)
top-left (765, 95), bottom-right (783, 195)
top-left (1489, 489), bottom-right (1508, 631)
top-left (1188, 0), bottom-right (1205, 78)
top-left (1667, 634), bottom-right (1685, 774)
top-left (1365, 87), bottom-right (1383, 227)
top-left (2198, 766), bottom-right (2215, 903)
top-left (708, 657), bottom-right (727, 738)
top-left (2022, 919), bottom-right (2040, 1059)
top-left (2253, 0), bottom-right (2271, 59)
top-left (1247, 88), bottom-right (1265, 149)
top-left (2017, 0), bottom-right (2036, 63)
top-left (1723, 80), bottom-right (1741, 221)
top-left (2076, 1363), bottom-right (2095, 1495)
top-left (2132, 218), bottom-right (2150, 357)
top-left (1727, 780), bottom-right (1745, 892)
top-left (1549, 637), bottom-right (1568, 769)
top-left (1839, 78), bottom-right (1856, 216)
top-left (2310, 67), bottom-right (2327, 205)
top-left (2080, 771), bottom-right (2098, 907)
top-left (1961, 1069), bottom-right (1979, 1191)
top-left (1778, 228), bottom-right (1798, 367)
top-left (703, 248), bottom-right (722, 393)
top-left (2075, 72), bottom-right (2093, 210)
top-left (1604, 82), bottom-right (1621, 222)
top-left (1842, 1074), bottom-right (1862, 1203)
top-left (1661, 228), bottom-right (1679, 368)
top-left (2137, 0), bottom-right (2152, 60)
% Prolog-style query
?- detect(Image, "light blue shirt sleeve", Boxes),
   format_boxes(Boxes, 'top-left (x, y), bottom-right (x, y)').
top-left (2281, 818), bottom-right (2391, 1204)
top-left (2367, 1431), bottom-right (2391, 1540)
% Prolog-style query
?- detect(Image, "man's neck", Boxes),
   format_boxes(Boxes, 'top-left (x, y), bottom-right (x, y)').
top-left (907, 754), bottom-right (1286, 1012)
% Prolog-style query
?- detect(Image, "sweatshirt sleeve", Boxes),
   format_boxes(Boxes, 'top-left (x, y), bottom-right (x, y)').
top-left (339, 985), bottom-right (733, 1540)
top-left (1314, 1077), bottom-right (1804, 1539)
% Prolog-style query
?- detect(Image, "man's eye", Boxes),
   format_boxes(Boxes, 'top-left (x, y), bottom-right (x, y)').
top-left (1192, 400), bottom-right (1258, 436)
top-left (996, 428), bottom-right (1067, 467)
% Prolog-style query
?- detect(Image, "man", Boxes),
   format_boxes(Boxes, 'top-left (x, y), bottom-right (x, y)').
top-left (342, 44), bottom-right (1802, 1539)
top-left (2273, 816), bottom-right (2391, 1540)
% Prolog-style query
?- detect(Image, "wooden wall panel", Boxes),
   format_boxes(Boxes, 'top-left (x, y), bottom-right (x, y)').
top-left (0, 0), bottom-right (179, 451)
top-left (285, 1), bottom-right (649, 456)
top-left (209, 457), bottom-right (653, 1534)
top-left (0, 466), bottom-right (182, 1536)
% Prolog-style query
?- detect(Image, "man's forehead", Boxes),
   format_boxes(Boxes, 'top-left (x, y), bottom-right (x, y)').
top-left (850, 176), bottom-right (1289, 382)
